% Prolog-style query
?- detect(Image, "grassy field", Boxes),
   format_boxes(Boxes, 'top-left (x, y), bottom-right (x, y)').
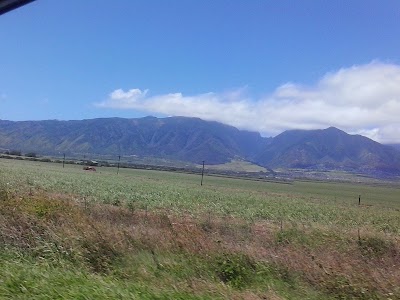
top-left (0, 158), bottom-right (399, 299)
top-left (203, 160), bottom-right (267, 172)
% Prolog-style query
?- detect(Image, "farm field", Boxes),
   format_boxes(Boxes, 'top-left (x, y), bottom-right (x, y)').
top-left (0, 158), bottom-right (399, 299)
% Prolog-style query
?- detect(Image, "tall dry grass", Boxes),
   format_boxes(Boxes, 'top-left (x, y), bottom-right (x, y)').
top-left (0, 187), bottom-right (399, 299)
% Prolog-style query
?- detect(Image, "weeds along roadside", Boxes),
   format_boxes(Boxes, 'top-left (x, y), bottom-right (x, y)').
top-left (0, 184), bottom-right (399, 299)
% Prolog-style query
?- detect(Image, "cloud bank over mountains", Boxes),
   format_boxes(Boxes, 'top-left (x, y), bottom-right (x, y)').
top-left (97, 62), bottom-right (400, 143)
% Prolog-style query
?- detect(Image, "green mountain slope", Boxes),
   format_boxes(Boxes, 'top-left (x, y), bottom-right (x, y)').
top-left (0, 116), bottom-right (269, 164)
top-left (1, 117), bottom-right (400, 173)
top-left (256, 127), bottom-right (400, 173)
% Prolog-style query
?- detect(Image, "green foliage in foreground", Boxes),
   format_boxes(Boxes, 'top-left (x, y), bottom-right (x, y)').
top-left (0, 251), bottom-right (214, 300)
top-left (0, 249), bottom-right (334, 300)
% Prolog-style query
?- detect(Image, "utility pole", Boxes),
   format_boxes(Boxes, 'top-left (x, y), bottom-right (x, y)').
top-left (201, 160), bottom-right (205, 186)
top-left (117, 155), bottom-right (121, 175)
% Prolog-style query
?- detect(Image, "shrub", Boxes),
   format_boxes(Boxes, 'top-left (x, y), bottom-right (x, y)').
top-left (214, 253), bottom-right (255, 288)
top-left (358, 236), bottom-right (392, 257)
top-left (81, 239), bottom-right (120, 274)
top-left (9, 150), bottom-right (21, 156)
top-left (39, 158), bottom-right (52, 162)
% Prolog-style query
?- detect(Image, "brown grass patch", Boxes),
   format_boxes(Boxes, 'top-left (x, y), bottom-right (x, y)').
top-left (0, 189), bottom-right (399, 298)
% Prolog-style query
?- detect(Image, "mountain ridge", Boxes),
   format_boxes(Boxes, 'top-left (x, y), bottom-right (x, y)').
top-left (0, 116), bottom-right (399, 174)
top-left (0, 117), bottom-right (270, 164)
top-left (256, 126), bottom-right (400, 173)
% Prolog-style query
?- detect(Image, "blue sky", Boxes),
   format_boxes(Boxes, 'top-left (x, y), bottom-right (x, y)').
top-left (1, 0), bottom-right (400, 142)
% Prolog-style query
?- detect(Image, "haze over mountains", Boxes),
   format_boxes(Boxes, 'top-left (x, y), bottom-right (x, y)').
top-left (0, 116), bottom-right (400, 174)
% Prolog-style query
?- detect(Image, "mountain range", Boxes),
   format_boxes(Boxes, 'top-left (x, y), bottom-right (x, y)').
top-left (0, 116), bottom-right (400, 174)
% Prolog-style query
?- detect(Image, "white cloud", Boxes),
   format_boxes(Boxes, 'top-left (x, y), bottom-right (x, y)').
top-left (96, 62), bottom-right (400, 143)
